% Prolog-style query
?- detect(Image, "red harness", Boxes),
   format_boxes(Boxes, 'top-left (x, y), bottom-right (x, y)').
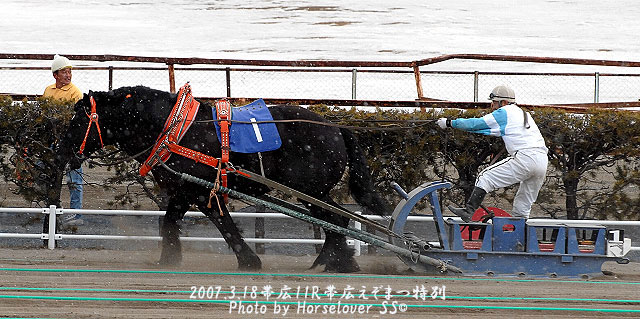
top-left (214, 99), bottom-right (232, 192)
top-left (140, 83), bottom-right (204, 176)
top-left (78, 96), bottom-right (104, 155)
top-left (139, 84), bottom-right (240, 201)
top-left (81, 83), bottom-right (238, 209)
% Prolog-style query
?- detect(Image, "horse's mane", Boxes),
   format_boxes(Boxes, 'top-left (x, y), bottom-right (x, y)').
top-left (97, 86), bottom-right (177, 117)
top-left (111, 85), bottom-right (174, 101)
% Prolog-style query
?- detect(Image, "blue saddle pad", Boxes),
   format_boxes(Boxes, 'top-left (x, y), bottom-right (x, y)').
top-left (213, 99), bottom-right (282, 153)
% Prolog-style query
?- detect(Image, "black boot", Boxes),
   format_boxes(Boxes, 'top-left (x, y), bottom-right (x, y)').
top-left (448, 187), bottom-right (487, 222)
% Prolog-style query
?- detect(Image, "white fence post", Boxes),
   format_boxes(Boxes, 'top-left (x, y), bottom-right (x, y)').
top-left (473, 71), bottom-right (479, 102)
top-left (594, 72), bottom-right (600, 103)
top-left (47, 205), bottom-right (57, 249)
top-left (353, 211), bottom-right (362, 256)
top-left (351, 68), bottom-right (357, 99)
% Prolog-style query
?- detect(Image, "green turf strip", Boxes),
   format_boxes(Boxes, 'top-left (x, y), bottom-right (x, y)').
top-left (0, 287), bottom-right (639, 304)
top-left (1, 267), bottom-right (639, 285)
top-left (0, 294), bottom-right (639, 313)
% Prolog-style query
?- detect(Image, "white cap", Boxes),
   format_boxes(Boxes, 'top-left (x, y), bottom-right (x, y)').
top-left (51, 54), bottom-right (73, 73)
top-left (488, 85), bottom-right (516, 103)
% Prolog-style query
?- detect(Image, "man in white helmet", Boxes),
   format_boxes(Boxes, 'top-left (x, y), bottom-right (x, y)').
top-left (43, 54), bottom-right (84, 226)
top-left (437, 85), bottom-right (548, 222)
top-left (43, 54), bottom-right (82, 102)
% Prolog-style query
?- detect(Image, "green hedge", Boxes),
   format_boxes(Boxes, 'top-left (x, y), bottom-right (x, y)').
top-left (311, 105), bottom-right (640, 220)
top-left (1, 96), bottom-right (639, 220)
top-left (0, 97), bottom-right (74, 205)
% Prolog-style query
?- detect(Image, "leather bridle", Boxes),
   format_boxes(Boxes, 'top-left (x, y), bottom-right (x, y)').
top-left (78, 95), bottom-right (104, 155)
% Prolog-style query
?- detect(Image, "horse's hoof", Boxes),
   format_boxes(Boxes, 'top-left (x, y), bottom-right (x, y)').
top-left (310, 253), bottom-right (328, 270)
top-left (324, 259), bottom-right (360, 273)
top-left (237, 256), bottom-right (262, 271)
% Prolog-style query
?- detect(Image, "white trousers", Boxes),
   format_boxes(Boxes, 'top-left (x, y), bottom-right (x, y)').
top-left (475, 148), bottom-right (548, 218)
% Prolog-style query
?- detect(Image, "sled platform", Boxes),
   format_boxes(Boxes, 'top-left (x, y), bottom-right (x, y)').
top-left (388, 181), bottom-right (632, 279)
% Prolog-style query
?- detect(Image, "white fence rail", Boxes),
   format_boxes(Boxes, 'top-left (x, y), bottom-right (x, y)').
top-left (0, 206), bottom-right (639, 256)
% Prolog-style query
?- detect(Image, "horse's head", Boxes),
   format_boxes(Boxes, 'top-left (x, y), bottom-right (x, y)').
top-left (55, 89), bottom-right (129, 170)
top-left (47, 86), bottom-right (173, 207)
top-left (55, 86), bottom-right (177, 170)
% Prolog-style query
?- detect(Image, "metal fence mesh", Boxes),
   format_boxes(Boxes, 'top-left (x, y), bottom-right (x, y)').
top-left (478, 74), bottom-right (595, 105)
top-left (2, 65), bottom-right (640, 105)
top-left (112, 69), bottom-right (168, 91)
top-left (175, 68), bottom-right (227, 97)
top-left (0, 69), bottom-right (53, 95)
top-left (232, 70), bottom-right (352, 99)
top-left (356, 71), bottom-right (417, 101)
top-left (599, 75), bottom-right (640, 103)
top-left (420, 73), bottom-right (475, 102)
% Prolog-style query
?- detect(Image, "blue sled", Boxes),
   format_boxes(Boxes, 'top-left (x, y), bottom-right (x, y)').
top-left (388, 181), bottom-right (631, 279)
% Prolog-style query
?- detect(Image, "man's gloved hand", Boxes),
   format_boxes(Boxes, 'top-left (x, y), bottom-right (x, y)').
top-left (437, 118), bottom-right (450, 129)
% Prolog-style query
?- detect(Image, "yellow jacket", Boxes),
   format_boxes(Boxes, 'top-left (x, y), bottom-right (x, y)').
top-left (43, 83), bottom-right (83, 102)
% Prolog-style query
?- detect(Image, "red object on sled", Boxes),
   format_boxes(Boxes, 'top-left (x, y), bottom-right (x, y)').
top-left (538, 243), bottom-right (556, 252)
top-left (462, 240), bottom-right (484, 250)
top-left (460, 207), bottom-right (511, 240)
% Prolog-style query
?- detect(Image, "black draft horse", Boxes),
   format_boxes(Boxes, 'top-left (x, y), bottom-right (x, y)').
top-left (52, 86), bottom-right (389, 272)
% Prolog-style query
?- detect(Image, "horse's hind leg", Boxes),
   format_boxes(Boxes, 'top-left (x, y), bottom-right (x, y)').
top-left (308, 198), bottom-right (360, 273)
top-left (158, 195), bottom-right (189, 266)
top-left (197, 200), bottom-right (262, 270)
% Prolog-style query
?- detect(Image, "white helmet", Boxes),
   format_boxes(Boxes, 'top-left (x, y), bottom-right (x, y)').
top-left (488, 85), bottom-right (515, 103)
top-left (51, 54), bottom-right (73, 73)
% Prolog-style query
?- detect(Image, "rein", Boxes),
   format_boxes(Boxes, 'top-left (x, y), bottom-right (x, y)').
top-left (74, 94), bottom-right (180, 167)
top-left (195, 118), bottom-right (436, 131)
top-left (84, 145), bottom-right (155, 167)
top-left (78, 87), bottom-right (436, 175)
top-left (80, 114), bottom-right (434, 168)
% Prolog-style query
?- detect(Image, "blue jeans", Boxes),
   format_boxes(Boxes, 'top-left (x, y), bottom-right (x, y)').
top-left (66, 166), bottom-right (83, 210)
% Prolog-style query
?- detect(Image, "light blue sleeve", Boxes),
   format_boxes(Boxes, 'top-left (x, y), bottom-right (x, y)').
top-left (451, 116), bottom-right (492, 135)
top-left (451, 108), bottom-right (507, 137)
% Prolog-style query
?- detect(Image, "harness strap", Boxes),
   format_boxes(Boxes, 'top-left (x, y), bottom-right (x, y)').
top-left (78, 96), bottom-right (104, 155)
top-left (140, 83), bottom-right (200, 176)
top-left (215, 99), bottom-right (232, 203)
top-left (166, 143), bottom-right (219, 167)
top-left (139, 85), bottom-right (237, 203)
top-left (215, 99), bottom-right (232, 163)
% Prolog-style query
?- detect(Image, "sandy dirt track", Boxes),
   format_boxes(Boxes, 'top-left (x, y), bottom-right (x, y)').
top-left (0, 248), bottom-right (639, 318)
top-left (2, 165), bottom-right (640, 318)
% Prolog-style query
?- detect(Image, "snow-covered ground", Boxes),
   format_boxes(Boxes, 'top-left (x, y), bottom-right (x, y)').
top-left (4, 1), bottom-right (640, 68)
top-left (2, 0), bottom-right (640, 104)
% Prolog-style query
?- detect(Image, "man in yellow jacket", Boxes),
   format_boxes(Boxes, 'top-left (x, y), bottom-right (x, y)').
top-left (43, 54), bottom-right (82, 102)
top-left (43, 54), bottom-right (84, 226)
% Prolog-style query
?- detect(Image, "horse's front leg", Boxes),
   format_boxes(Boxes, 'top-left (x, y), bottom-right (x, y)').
top-left (197, 199), bottom-right (262, 270)
top-left (158, 195), bottom-right (189, 266)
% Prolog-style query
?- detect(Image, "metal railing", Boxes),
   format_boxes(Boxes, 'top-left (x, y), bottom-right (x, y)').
top-left (0, 206), bottom-right (418, 256)
top-left (2, 53), bottom-right (640, 108)
top-left (1, 206), bottom-right (638, 256)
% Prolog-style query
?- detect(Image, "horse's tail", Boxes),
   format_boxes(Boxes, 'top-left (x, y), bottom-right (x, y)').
top-left (341, 128), bottom-right (390, 216)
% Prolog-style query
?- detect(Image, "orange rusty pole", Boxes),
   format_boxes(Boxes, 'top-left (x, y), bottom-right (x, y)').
top-left (413, 62), bottom-right (424, 100)
top-left (412, 62), bottom-right (426, 111)
top-left (168, 63), bottom-right (176, 93)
